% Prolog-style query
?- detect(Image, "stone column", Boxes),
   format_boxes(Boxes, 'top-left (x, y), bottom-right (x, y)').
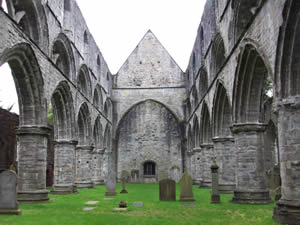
top-left (186, 149), bottom-right (194, 176)
top-left (212, 137), bottom-right (235, 193)
top-left (75, 145), bottom-right (94, 188)
top-left (211, 161), bottom-right (220, 204)
top-left (192, 147), bottom-right (202, 184)
top-left (51, 140), bottom-right (77, 194)
top-left (92, 148), bottom-right (105, 185)
top-left (16, 126), bottom-right (51, 202)
top-left (273, 101), bottom-right (300, 224)
top-left (231, 123), bottom-right (272, 204)
top-left (105, 149), bottom-right (117, 196)
top-left (199, 143), bottom-right (213, 187)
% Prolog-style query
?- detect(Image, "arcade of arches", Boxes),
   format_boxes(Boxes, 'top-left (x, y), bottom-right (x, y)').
top-left (0, 0), bottom-right (299, 224)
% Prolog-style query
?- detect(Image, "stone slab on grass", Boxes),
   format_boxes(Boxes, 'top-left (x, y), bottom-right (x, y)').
top-left (113, 208), bottom-right (128, 212)
top-left (133, 202), bottom-right (144, 207)
top-left (181, 204), bottom-right (198, 207)
top-left (83, 207), bottom-right (97, 211)
top-left (85, 201), bottom-right (99, 205)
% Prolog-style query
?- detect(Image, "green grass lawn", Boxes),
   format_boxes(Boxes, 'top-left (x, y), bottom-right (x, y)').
top-left (0, 183), bottom-right (279, 225)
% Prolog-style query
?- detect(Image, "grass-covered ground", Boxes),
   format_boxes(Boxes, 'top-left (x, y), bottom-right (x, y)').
top-left (0, 183), bottom-right (279, 225)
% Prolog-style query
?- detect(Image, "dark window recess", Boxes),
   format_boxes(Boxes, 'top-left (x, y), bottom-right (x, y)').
top-left (144, 162), bottom-right (155, 176)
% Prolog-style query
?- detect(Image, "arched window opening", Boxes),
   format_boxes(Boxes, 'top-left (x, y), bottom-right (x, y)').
top-left (97, 55), bottom-right (101, 66)
top-left (52, 41), bottom-right (70, 78)
top-left (84, 31), bottom-right (89, 44)
top-left (64, 0), bottom-right (71, 11)
top-left (144, 161), bottom-right (155, 176)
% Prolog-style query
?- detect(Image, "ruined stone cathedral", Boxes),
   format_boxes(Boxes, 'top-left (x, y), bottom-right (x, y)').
top-left (0, 0), bottom-right (299, 224)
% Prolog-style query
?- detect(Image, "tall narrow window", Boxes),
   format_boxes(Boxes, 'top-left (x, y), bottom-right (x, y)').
top-left (144, 162), bottom-right (155, 176)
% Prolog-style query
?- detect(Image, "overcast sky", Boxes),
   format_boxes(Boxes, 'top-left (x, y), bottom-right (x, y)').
top-left (0, 0), bottom-right (206, 114)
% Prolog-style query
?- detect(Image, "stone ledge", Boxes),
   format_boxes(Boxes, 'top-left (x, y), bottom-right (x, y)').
top-left (231, 123), bottom-right (267, 133)
top-left (75, 145), bottom-right (94, 151)
top-left (54, 140), bottom-right (78, 145)
top-left (0, 209), bottom-right (21, 215)
top-left (273, 200), bottom-right (300, 225)
top-left (16, 126), bottom-right (51, 136)
top-left (212, 136), bottom-right (234, 143)
top-left (231, 190), bottom-right (273, 204)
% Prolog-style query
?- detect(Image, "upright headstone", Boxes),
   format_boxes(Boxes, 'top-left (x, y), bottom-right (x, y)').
top-left (0, 170), bottom-right (21, 215)
top-left (120, 170), bottom-right (130, 194)
top-left (179, 169), bottom-right (195, 201)
top-left (210, 160), bottom-right (220, 204)
top-left (159, 179), bottom-right (176, 201)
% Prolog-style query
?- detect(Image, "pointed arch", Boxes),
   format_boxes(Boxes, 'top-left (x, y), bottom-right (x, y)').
top-left (93, 116), bottom-right (103, 149)
top-left (213, 81), bottom-right (232, 137)
top-left (77, 64), bottom-right (92, 98)
top-left (199, 67), bottom-right (208, 99)
top-left (51, 33), bottom-right (76, 81)
top-left (233, 44), bottom-right (269, 123)
top-left (192, 86), bottom-right (198, 108)
top-left (77, 103), bottom-right (91, 145)
top-left (93, 84), bottom-right (103, 110)
top-left (0, 43), bottom-right (45, 126)
top-left (5, 0), bottom-right (49, 53)
top-left (200, 102), bottom-right (212, 144)
top-left (51, 81), bottom-right (75, 140)
top-left (193, 116), bottom-right (200, 147)
top-left (231, 0), bottom-right (262, 43)
top-left (277, 0), bottom-right (300, 98)
top-left (211, 33), bottom-right (226, 75)
top-left (103, 123), bottom-right (111, 150)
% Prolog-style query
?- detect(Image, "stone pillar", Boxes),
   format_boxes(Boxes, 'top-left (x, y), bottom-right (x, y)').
top-left (51, 140), bottom-right (77, 194)
top-left (211, 161), bottom-right (220, 204)
top-left (186, 149), bottom-right (194, 176)
top-left (273, 102), bottom-right (300, 224)
top-left (212, 137), bottom-right (235, 193)
top-left (105, 149), bottom-right (117, 196)
top-left (75, 145), bottom-right (94, 189)
top-left (16, 126), bottom-right (51, 202)
top-left (92, 149), bottom-right (105, 185)
top-left (191, 147), bottom-right (202, 184)
top-left (199, 143), bottom-right (213, 187)
top-left (231, 123), bottom-right (272, 204)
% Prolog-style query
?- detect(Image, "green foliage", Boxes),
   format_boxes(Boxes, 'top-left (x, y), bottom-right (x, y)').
top-left (48, 104), bottom-right (53, 125)
top-left (0, 184), bottom-right (278, 225)
top-left (264, 76), bottom-right (273, 101)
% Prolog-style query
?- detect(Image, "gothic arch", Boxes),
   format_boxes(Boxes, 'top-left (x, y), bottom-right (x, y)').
top-left (200, 102), bottom-right (212, 144)
top-left (5, 0), bottom-right (49, 53)
top-left (211, 33), bottom-right (226, 75)
top-left (276, 0), bottom-right (300, 98)
top-left (199, 67), bottom-right (208, 100)
top-left (93, 116), bottom-right (103, 149)
top-left (233, 43), bottom-right (270, 123)
top-left (51, 33), bottom-right (76, 81)
top-left (93, 84), bottom-right (103, 110)
top-left (0, 43), bottom-right (46, 126)
top-left (77, 64), bottom-right (92, 98)
top-left (192, 86), bottom-right (198, 109)
top-left (103, 123), bottom-right (111, 150)
top-left (51, 81), bottom-right (75, 140)
top-left (77, 103), bottom-right (91, 145)
top-left (213, 81), bottom-right (232, 137)
top-left (193, 116), bottom-right (199, 147)
top-left (230, 0), bottom-right (263, 43)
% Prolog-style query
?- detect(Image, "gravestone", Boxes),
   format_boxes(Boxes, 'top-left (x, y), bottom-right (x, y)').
top-left (179, 169), bottom-right (195, 201)
top-left (0, 170), bottom-right (21, 215)
top-left (133, 202), bottom-right (144, 207)
top-left (105, 168), bottom-right (117, 196)
top-left (210, 160), bottom-right (220, 204)
top-left (131, 170), bottom-right (139, 183)
top-left (120, 170), bottom-right (130, 194)
top-left (159, 178), bottom-right (176, 201)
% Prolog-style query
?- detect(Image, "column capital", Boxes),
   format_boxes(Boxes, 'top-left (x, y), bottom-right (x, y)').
top-left (231, 123), bottom-right (267, 133)
top-left (200, 143), bottom-right (214, 149)
top-left (54, 139), bottom-right (78, 145)
top-left (212, 136), bottom-right (234, 143)
top-left (75, 145), bottom-right (94, 151)
top-left (16, 126), bottom-right (51, 136)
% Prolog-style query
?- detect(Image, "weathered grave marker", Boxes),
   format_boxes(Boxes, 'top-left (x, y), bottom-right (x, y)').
top-left (0, 170), bottom-right (21, 215)
top-left (120, 170), bottom-right (130, 194)
top-left (159, 178), bottom-right (176, 201)
top-left (179, 169), bottom-right (195, 201)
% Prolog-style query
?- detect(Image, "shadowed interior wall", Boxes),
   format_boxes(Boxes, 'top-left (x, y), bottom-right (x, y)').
top-left (117, 100), bottom-right (182, 183)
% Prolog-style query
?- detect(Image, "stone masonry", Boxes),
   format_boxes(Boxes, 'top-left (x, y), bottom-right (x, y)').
top-left (0, 0), bottom-right (299, 224)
